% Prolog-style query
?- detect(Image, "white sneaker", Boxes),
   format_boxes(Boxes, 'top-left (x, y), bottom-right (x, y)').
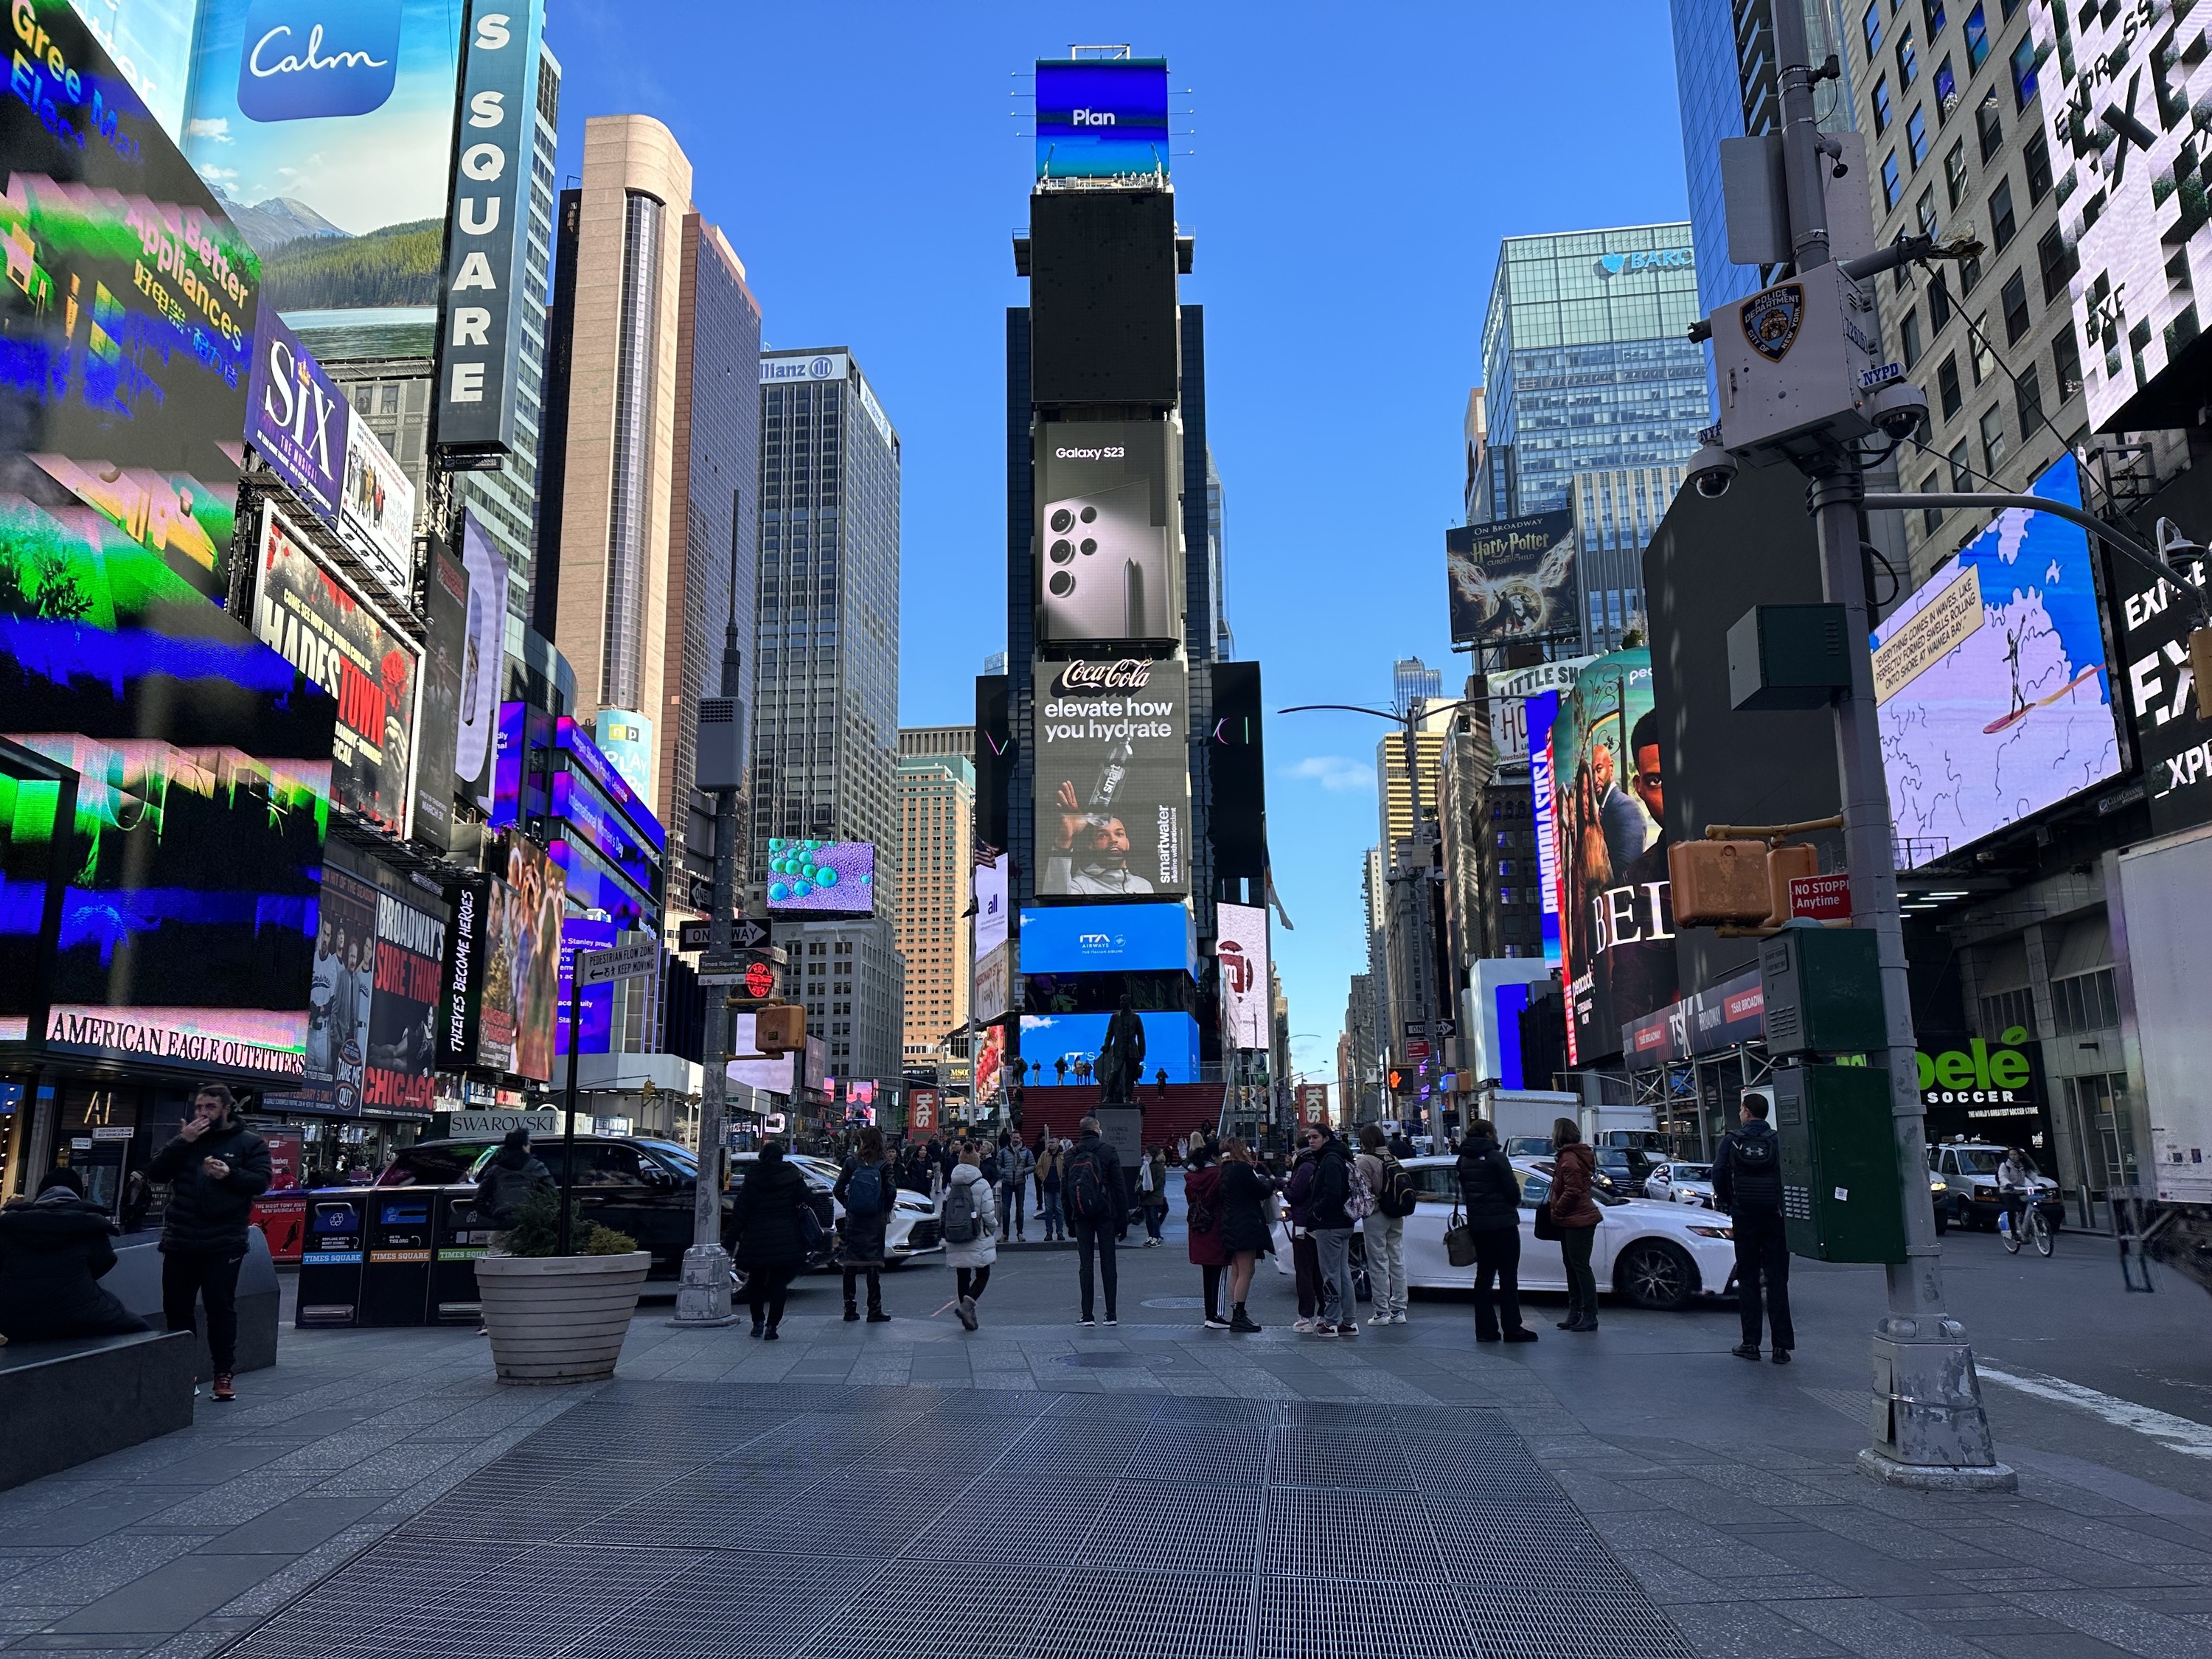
top-left (1293, 1318), bottom-right (1318, 1332)
top-left (1392, 1311), bottom-right (1409, 1324)
top-left (1203, 1314), bottom-right (1231, 1330)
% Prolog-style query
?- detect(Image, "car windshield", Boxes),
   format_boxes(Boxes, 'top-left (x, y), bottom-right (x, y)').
top-left (1953, 1149), bottom-right (2033, 1176)
top-left (1668, 1164), bottom-right (1712, 1181)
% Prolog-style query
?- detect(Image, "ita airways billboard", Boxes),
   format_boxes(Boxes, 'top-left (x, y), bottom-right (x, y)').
top-left (1216, 901), bottom-right (1270, 1051)
top-left (1871, 455), bottom-right (2121, 862)
top-left (1033, 655), bottom-right (1191, 899)
top-left (1034, 58), bottom-right (1169, 181)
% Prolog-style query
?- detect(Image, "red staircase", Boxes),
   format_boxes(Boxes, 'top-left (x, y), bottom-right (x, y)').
top-left (1015, 1083), bottom-right (1225, 1150)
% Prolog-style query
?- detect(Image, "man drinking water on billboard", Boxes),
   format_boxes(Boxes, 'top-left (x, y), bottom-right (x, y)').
top-left (1046, 779), bottom-right (1155, 894)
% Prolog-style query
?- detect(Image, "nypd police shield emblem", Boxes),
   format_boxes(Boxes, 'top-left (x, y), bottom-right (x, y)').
top-left (1741, 282), bottom-right (1806, 363)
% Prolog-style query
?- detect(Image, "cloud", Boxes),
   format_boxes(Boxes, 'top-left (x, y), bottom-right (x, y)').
top-left (1292, 755), bottom-right (1375, 793)
top-left (199, 166), bottom-right (238, 182)
top-left (187, 118), bottom-right (230, 142)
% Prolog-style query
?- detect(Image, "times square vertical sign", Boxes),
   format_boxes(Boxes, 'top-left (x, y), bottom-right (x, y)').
top-left (434, 0), bottom-right (544, 467)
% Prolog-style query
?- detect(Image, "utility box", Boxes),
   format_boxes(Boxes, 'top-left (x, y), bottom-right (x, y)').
top-left (1728, 604), bottom-right (1851, 710)
top-left (1773, 1063), bottom-right (1907, 1263)
top-left (695, 697), bottom-right (747, 791)
top-left (1759, 925), bottom-right (1885, 1057)
top-left (1714, 263), bottom-right (1881, 461)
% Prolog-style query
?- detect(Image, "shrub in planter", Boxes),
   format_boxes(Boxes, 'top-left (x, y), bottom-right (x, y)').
top-left (476, 1192), bottom-right (650, 1385)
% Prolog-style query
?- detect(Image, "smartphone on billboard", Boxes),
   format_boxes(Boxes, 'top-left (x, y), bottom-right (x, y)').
top-left (1037, 421), bottom-right (1179, 644)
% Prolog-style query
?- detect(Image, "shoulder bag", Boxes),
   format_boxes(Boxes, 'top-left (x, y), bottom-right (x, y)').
top-left (1443, 1203), bottom-right (1478, 1267)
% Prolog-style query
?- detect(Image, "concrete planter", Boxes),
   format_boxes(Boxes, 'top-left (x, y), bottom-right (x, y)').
top-left (476, 1252), bottom-right (650, 1384)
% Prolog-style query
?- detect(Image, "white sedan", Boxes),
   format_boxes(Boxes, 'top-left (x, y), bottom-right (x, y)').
top-left (1276, 1155), bottom-right (1736, 1311)
top-left (776, 1154), bottom-right (944, 1264)
top-left (1644, 1161), bottom-right (1717, 1208)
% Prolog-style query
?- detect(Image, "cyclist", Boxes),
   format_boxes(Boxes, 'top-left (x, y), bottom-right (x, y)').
top-left (1995, 1147), bottom-right (2034, 1238)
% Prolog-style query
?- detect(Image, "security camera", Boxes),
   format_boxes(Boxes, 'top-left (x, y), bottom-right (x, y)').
top-left (1688, 442), bottom-right (1738, 499)
top-left (1868, 379), bottom-right (1930, 442)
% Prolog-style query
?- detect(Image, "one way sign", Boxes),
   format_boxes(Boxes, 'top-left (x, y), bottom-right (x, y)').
top-left (679, 916), bottom-right (772, 953)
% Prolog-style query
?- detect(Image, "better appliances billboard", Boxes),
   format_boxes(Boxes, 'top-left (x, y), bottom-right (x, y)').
top-left (1216, 900), bottom-right (1270, 1051)
top-left (1035, 421), bottom-right (1180, 645)
top-left (1034, 655), bottom-right (1190, 900)
top-left (1871, 455), bottom-right (2121, 861)
top-left (1034, 58), bottom-right (1169, 181)
top-left (1447, 512), bottom-right (1578, 647)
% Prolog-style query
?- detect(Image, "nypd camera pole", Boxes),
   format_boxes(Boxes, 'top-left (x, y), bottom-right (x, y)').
top-left (1688, 1), bottom-right (2012, 1488)
top-left (674, 580), bottom-right (749, 1326)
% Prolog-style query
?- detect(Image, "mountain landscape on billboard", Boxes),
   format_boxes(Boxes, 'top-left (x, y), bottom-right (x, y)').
top-left (212, 189), bottom-right (349, 255)
top-left (260, 219), bottom-right (445, 310)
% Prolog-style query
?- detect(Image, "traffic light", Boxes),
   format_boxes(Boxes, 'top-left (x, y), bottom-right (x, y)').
top-left (756, 1004), bottom-right (805, 1054)
top-left (1386, 1066), bottom-right (1409, 1094)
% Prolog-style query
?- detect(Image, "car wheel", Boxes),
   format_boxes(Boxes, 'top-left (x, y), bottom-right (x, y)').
top-left (1615, 1239), bottom-right (1696, 1312)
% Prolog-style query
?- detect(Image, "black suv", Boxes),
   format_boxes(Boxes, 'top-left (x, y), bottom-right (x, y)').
top-left (378, 1134), bottom-right (833, 1275)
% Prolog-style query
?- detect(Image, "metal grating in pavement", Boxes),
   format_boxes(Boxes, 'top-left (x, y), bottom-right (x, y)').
top-left (215, 1385), bottom-right (1691, 1659)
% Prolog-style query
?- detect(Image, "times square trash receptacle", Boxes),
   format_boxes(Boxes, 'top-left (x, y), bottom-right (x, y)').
top-left (297, 1192), bottom-right (367, 1327)
top-left (430, 1186), bottom-right (496, 1324)
top-left (358, 1190), bottom-right (437, 1326)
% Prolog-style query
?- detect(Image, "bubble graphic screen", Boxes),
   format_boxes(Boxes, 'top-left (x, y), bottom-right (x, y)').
top-left (765, 840), bottom-right (876, 914)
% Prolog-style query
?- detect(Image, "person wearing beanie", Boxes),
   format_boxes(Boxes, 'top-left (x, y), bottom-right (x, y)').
top-left (0, 1168), bottom-right (150, 1342)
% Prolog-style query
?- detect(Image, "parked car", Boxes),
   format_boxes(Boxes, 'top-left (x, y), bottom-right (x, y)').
top-left (1592, 1143), bottom-right (1659, 1197)
top-left (1644, 1161), bottom-right (1716, 1208)
top-left (1928, 1169), bottom-right (1951, 1237)
top-left (1927, 1143), bottom-right (2062, 1233)
top-left (1276, 1155), bottom-right (1736, 1312)
top-left (1502, 1135), bottom-right (1554, 1160)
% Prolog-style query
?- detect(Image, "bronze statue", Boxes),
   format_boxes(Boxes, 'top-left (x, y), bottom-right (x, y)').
top-left (1096, 993), bottom-right (1147, 1106)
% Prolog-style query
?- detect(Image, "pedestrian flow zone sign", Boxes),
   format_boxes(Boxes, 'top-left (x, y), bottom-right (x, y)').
top-left (580, 942), bottom-right (661, 987)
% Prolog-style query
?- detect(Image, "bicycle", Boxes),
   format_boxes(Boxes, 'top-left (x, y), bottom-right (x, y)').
top-left (1998, 1193), bottom-right (2053, 1256)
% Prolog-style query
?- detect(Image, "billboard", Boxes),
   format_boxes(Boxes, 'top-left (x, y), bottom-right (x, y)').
top-left (283, 860), bottom-right (377, 1116)
top-left (0, 742), bottom-right (76, 1044)
top-left (765, 838), bottom-right (875, 913)
top-left (455, 509), bottom-right (502, 798)
top-left (439, 830), bottom-right (563, 1080)
top-left (974, 852), bottom-right (1008, 960)
top-left (336, 412), bottom-right (417, 605)
top-left (1216, 900), bottom-right (1270, 1050)
top-left (67, 0), bottom-right (202, 137)
top-left (411, 542), bottom-right (468, 852)
top-left (728, 1009), bottom-right (794, 1093)
top-left (1034, 655), bottom-right (1191, 899)
top-left (1486, 655), bottom-right (1598, 764)
top-left (1034, 58), bottom-right (1170, 181)
top-left (1552, 649), bottom-right (1675, 1064)
top-left (253, 502), bottom-right (421, 838)
top-left (434, 0), bottom-right (543, 463)
top-left (1018, 902), bottom-right (1194, 975)
top-left (2112, 543), bottom-right (2211, 838)
top-left (1, 1), bottom-right (257, 484)
top-left (1447, 512), bottom-right (1578, 647)
top-left (556, 717), bottom-right (664, 849)
top-left (1021, 1010), bottom-right (1200, 1085)
top-left (591, 709), bottom-right (653, 801)
top-left (1871, 456), bottom-right (2121, 861)
top-left (1527, 690), bottom-right (1563, 965)
top-left (1035, 422), bottom-right (1179, 644)
top-left (247, 312), bottom-right (349, 522)
top-left (553, 917), bottom-right (617, 1058)
top-left (363, 880), bottom-right (442, 1114)
top-left (973, 942), bottom-right (1010, 1023)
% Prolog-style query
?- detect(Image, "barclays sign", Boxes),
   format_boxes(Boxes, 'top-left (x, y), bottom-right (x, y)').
top-left (761, 352), bottom-right (848, 386)
top-left (1593, 248), bottom-right (1694, 279)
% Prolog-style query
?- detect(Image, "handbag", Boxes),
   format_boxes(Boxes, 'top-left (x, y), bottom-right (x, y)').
top-left (1532, 1197), bottom-right (1562, 1242)
top-left (1443, 1203), bottom-right (1477, 1268)
top-left (797, 1200), bottom-right (827, 1255)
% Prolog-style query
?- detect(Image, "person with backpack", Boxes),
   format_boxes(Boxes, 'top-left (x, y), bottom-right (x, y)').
top-left (1357, 1124), bottom-right (1413, 1326)
top-left (1217, 1138), bottom-right (1275, 1332)
top-left (474, 1127), bottom-right (554, 1234)
top-left (996, 1131), bottom-right (1034, 1243)
top-left (1714, 1093), bottom-right (1792, 1363)
top-left (834, 1125), bottom-right (895, 1324)
top-left (1182, 1141), bottom-right (1230, 1329)
top-left (1063, 1116), bottom-right (1125, 1326)
top-left (1034, 1135), bottom-right (1065, 1242)
top-left (1455, 1118), bottom-right (1537, 1343)
top-left (1304, 1124), bottom-right (1360, 1338)
top-left (1136, 1145), bottom-right (1169, 1245)
top-left (1548, 1117), bottom-right (1604, 1332)
top-left (940, 1142), bottom-right (997, 1330)
top-left (1283, 1128), bottom-right (1325, 1329)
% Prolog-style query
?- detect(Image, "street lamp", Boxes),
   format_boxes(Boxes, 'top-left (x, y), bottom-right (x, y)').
top-left (1280, 697), bottom-right (1486, 1150)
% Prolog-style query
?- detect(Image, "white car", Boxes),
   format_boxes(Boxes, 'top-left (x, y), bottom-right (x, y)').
top-left (1276, 1155), bottom-right (1736, 1310)
top-left (1644, 1161), bottom-right (1717, 1208)
top-left (762, 1153), bottom-right (945, 1265)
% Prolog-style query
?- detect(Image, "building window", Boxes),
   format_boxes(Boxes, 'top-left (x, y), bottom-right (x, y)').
top-left (1882, 151), bottom-right (1903, 209)
top-left (1899, 26), bottom-right (1919, 87)
top-left (2023, 129), bottom-right (2051, 203)
top-left (1874, 75), bottom-right (1893, 133)
top-left (1919, 470), bottom-right (1946, 533)
top-left (1929, 267), bottom-right (1953, 329)
top-left (1865, 0), bottom-right (1883, 55)
top-left (2000, 268), bottom-right (2031, 343)
top-left (1916, 187), bottom-right (1941, 240)
top-left (1924, 0), bottom-right (1947, 35)
top-left (1979, 403), bottom-right (2008, 472)
top-left (2035, 222), bottom-right (2073, 302)
top-left (1907, 106), bottom-right (1930, 168)
top-left (2052, 319), bottom-right (2083, 399)
top-left (2051, 967), bottom-right (2118, 1037)
top-left (1938, 352), bottom-right (1963, 416)
top-left (1901, 307), bottom-right (1924, 368)
top-left (2010, 35), bottom-right (2039, 109)
top-left (1976, 91), bottom-right (2003, 161)
top-left (1960, 249), bottom-right (1983, 296)
top-left (2016, 364), bottom-right (2044, 434)
top-left (1990, 176), bottom-right (2016, 251)
top-left (1944, 139), bottom-right (1969, 209)
top-left (1935, 55), bottom-right (1958, 119)
top-left (1980, 985), bottom-right (2034, 1039)
top-left (1964, 2), bottom-right (1989, 69)
top-left (1969, 319), bottom-right (1994, 383)
top-left (1948, 437), bottom-right (1973, 490)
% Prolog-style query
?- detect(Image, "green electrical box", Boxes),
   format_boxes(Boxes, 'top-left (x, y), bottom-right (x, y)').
top-left (1759, 925), bottom-right (1885, 1057)
top-left (1773, 1064), bottom-right (1907, 1264)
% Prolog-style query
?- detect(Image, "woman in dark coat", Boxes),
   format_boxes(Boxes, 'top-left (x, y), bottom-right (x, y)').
top-left (0, 1169), bottom-right (148, 1341)
top-left (1549, 1117), bottom-right (1605, 1332)
top-left (729, 1139), bottom-right (809, 1338)
top-left (1216, 1138), bottom-right (1277, 1334)
top-left (1183, 1143), bottom-right (1229, 1329)
top-left (833, 1125), bottom-right (894, 1324)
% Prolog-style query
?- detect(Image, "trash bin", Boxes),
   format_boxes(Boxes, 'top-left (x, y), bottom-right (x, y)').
top-left (358, 1189), bottom-right (437, 1326)
top-left (297, 1192), bottom-right (367, 1327)
top-left (430, 1186), bottom-right (495, 1325)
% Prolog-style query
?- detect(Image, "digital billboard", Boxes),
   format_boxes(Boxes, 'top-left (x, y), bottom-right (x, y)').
top-left (1486, 655), bottom-right (1597, 764)
top-left (363, 880), bottom-right (442, 1114)
top-left (1034, 58), bottom-right (1170, 181)
top-left (456, 510), bottom-right (502, 799)
top-left (1447, 512), bottom-right (1579, 647)
top-left (591, 709), bottom-right (654, 803)
top-left (1035, 421), bottom-right (1179, 644)
top-left (253, 503), bottom-right (421, 838)
top-left (1033, 655), bottom-right (1190, 899)
top-left (1216, 901), bottom-right (1270, 1051)
top-left (67, 0), bottom-right (202, 137)
top-left (974, 852), bottom-right (1009, 960)
top-left (1552, 649), bottom-right (1675, 1064)
top-left (246, 311), bottom-right (348, 522)
top-left (554, 917), bottom-right (617, 1058)
top-left (1871, 455), bottom-right (2121, 861)
top-left (411, 542), bottom-right (467, 852)
top-left (2113, 542), bottom-right (2212, 837)
top-left (1018, 902), bottom-right (1194, 975)
top-left (1020, 1010), bottom-right (1200, 1085)
top-left (556, 717), bottom-right (664, 850)
top-left (765, 839), bottom-right (875, 913)
top-left (727, 1009), bottom-right (794, 1094)
top-left (439, 830), bottom-right (563, 1081)
top-left (1526, 690), bottom-right (1563, 966)
top-left (973, 942), bottom-right (1010, 1023)
top-left (336, 413), bottom-right (417, 605)
top-left (280, 860), bottom-right (376, 1116)
top-left (0, 740), bottom-right (75, 1043)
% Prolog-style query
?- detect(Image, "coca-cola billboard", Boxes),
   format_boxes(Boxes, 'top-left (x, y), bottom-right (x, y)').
top-left (1034, 653), bottom-right (1190, 900)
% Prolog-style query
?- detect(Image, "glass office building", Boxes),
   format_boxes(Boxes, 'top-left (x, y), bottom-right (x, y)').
top-left (1472, 224), bottom-right (1710, 525)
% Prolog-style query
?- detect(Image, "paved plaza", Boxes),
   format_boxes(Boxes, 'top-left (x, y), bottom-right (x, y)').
top-left (7, 1228), bottom-right (2212, 1659)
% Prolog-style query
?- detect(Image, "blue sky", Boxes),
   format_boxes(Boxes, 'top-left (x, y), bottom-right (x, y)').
top-left (549, 1), bottom-right (1692, 1095)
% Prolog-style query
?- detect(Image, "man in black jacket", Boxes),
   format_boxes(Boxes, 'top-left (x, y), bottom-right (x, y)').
top-left (1713, 1093), bottom-right (1792, 1363)
top-left (0, 1168), bottom-right (149, 1341)
top-left (1063, 1117), bottom-right (1125, 1326)
top-left (474, 1127), bottom-right (554, 1229)
top-left (1306, 1126), bottom-right (1359, 1336)
top-left (1455, 1119), bottom-right (1537, 1343)
top-left (147, 1083), bottom-right (271, 1399)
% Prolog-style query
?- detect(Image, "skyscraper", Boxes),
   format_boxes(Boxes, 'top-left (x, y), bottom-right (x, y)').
top-left (896, 750), bottom-right (975, 1065)
top-left (1393, 657), bottom-right (1441, 717)
top-left (532, 116), bottom-right (762, 898)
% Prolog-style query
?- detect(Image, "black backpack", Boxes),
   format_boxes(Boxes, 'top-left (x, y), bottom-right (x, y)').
top-left (844, 1163), bottom-right (886, 1217)
top-left (1375, 1155), bottom-right (1418, 1219)
top-left (1729, 1129), bottom-right (1781, 1204)
top-left (1065, 1145), bottom-right (1111, 1222)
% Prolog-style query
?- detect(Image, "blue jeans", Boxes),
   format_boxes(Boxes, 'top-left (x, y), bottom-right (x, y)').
top-left (1312, 1227), bottom-right (1354, 1325)
top-left (999, 1182), bottom-right (1026, 1237)
top-left (1143, 1202), bottom-right (1164, 1240)
top-left (1039, 1189), bottom-right (1062, 1238)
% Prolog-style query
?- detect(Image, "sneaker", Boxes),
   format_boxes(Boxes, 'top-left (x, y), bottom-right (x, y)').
top-left (957, 1295), bottom-right (978, 1331)
top-left (1080, 1317), bottom-right (1096, 1327)
top-left (1336, 1323), bottom-right (1359, 1338)
top-left (1312, 1322), bottom-right (1338, 1337)
top-left (1731, 1343), bottom-right (1761, 1361)
top-left (1503, 1328), bottom-right (1539, 1343)
top-left (866, 1310), bottom-right (891, 1323)
top-left (211, 1374), bottom-right (236, 1402)
top-left (1105, 1316), bottom-right (1118, 1326)
top-left (1203, 1314), bottom-right (1231, 1331)
top-left (1771, 1348), bottom-right (1792, 1366)
top-left (1144, 1237), bottom-right (1162, 1248)
top-left (1230, 1309), bottom-right (1262, 1333)
top-left (1292, 1318), bottom-right (1318, 1332)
